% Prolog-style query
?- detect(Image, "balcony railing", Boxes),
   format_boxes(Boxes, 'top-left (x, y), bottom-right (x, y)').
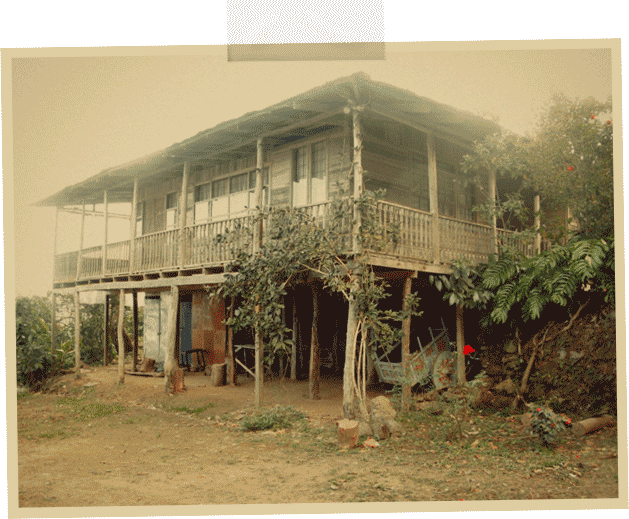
top-left (53, 199), bottom-right (536, 284)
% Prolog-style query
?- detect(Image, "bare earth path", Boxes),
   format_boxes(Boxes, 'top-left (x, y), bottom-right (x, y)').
top-left (16, 365), bottom-right (621, 511)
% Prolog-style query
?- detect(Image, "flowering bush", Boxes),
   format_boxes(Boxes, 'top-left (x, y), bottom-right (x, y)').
top-left (529, 404), bottom-right (571, 444)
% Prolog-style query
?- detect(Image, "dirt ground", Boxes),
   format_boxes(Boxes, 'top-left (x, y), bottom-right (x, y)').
top-left (15, 364), bottom-right (622, 511)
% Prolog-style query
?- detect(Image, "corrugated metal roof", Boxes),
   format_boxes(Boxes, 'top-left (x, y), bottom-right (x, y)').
top-left (35, 72), bottom-right (500, 207)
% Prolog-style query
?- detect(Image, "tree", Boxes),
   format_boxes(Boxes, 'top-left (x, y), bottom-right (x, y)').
top-left (213, 192), bottom-right (420, 419)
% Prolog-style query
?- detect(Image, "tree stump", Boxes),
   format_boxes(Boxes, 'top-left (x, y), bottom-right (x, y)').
top-left (210, 363), bottom-right (226, 387)
top-left (572, 415), bottom-right (615, 437)
top-left (337, 419), bottom-right (359, 449)
top-left (167, 368), bottom-right (185, 393)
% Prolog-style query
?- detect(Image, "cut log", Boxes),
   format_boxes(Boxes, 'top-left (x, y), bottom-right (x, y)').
top-left (210, 363), bottom-right (227, 387)
top-left (572, 415), bottom-right (615, 437)
top-left (337, 419), bottom-right (359, 449)
top-left (170, 368), bottom-right (186, 393)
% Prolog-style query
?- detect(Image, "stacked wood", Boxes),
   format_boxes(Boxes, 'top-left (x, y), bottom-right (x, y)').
top-left (572, 415), bottom-right (615, 437)
top-left (337, 419), bottom-right (359, 449)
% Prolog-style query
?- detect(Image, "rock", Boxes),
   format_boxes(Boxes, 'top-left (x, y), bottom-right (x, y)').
top-left (371, 396), bottom-right (396, 420)
top-left (358, 421), bottom-right (373, 437)
top-left (372, 421), bottom-right (390, 440)
top-left (418, 401), bottom-right (443, 415)
top-left (495, 378), bottom-right (516, 394)
top-left (385, 419), bottom-right (402, 435)
top-left (83, 382), bottom-right (99, 388)
top-left (520, 413), bottom-right (532, 427)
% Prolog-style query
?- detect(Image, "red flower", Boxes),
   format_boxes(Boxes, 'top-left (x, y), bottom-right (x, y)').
top-left (607, 120), bottom-right (612, 125)
top-left (536, 408), bottom-right (541, 412)
top-left (565, 418), bottom-right (572, 425)
top-left (463, 345), bottom-right (475, 355)
top-left (591, 115), bottom-right (596, 119)
top-left (568, 166), bottom-right (574, 171)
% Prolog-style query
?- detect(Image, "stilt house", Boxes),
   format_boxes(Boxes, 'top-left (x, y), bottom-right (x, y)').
top-left (37, 72), bottom-right (543, 397)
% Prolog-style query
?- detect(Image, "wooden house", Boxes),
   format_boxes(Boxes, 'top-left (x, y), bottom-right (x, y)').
top-left (37, 72), bottom-right (541, 402)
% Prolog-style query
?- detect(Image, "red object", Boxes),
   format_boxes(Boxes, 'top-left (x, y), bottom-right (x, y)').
top-left (568, 166), bottom-right (574, 171)
top-left (463, 344), bottom-right (475, 355)
top-left (536, 408), bottom-right (541, 412)
top-left (607, 120), bottom-right (612, 125)
top-left (591, 115), bottom-right (596, 119)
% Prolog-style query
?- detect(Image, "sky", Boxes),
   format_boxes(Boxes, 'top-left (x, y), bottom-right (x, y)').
top-left (8, 43), bottom-right (616, 298)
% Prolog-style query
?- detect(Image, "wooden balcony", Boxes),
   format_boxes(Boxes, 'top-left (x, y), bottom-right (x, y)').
top-left (53, 199), bottom-right (535, 287)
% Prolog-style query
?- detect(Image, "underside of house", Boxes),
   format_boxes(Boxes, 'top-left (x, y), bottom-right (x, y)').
top-left (37, 72), bottom-right (546, 397)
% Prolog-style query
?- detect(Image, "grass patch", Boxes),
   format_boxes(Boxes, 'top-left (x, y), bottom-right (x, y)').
top-left (240, 405), bottom-right (307, 432)
top-left (168, 404), bottom-right (215, 415)
top-left (56, 397), bottom-right (125, 420)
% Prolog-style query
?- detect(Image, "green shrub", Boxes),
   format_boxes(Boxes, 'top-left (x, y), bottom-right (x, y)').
top-left (528, 404), bottom-right (570, 445)
top-left (240, 405), bottom-right (306, 431)
top-left (16, 296), bottom-right (52, 389)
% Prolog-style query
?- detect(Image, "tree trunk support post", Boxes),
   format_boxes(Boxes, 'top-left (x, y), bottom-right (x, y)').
top-left (102, 190), bottom-right (109, 277)
top-left (427, 133), bottom-right (440, 264)
top-left (309, 284), bottom-right (321, 400)
top-left (534, 193), bottom-right (541, 254)
top-left (456, 304), bottom-right (466, 386)
top-left (117, 289), bottom-right (126, 384)
top-left (343, 293), bottom-right (359, 419)
top-left (401, 275), bottom-right (413, 411)
top-left (132, 290), bottom-right (139, 372)
top-left (291, 293), bottom-right (298, 381)
top-left (489, 169), bottom-right (498, 255)
top-left (129, 179), bottom-right (138, 273)
top-left (103, 293), bottom-right (110, 366)
top-left (74, 290), bottom-right (81, 378)
top-left (254, 311), bottom-right (263, 408)
top-left (76, 200), bottom-right (86, 280)
top-left (227, 297), bottom-right (236, 385)
top-left (164, 286), bottom-right (179, 393)
top-left (179, 162), bottom-right (190, 266)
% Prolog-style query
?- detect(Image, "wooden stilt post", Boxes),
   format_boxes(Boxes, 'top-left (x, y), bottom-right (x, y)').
top-left (164, 286), bottom-right (180, 393)
top-left (427, 133), bottom-right (440, 264)
top-left (401, 276), bottom-right (413, 411)
top-left (534, 193), bottom-right (541, 254)
top-left (291, 293), bottom-right (298, 381)
top-left (254, 312), bottom-right (263, 408)
top-left (456, 304), bottom-right (466, 386)
top-left (227, 297), bottom-right (236, 385)
top-left (103, 293), bottom-right (110, 366)
top-left (50, 292), bottom-right (56, 377)
top-left (117, 289), bottom-right (126, 384)
top-left (309, 284), bottom-right (320, 400)
top-left (74, 291), bottom-right (81, 378)
top-left (351, 109), bottom-right (364, 254)
top-left (132, 291), bottom-right (139, 372)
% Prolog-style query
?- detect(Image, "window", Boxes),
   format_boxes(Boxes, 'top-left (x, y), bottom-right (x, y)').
top-left (194, 183), bottom-right (211, 223)
top-left (166, 192), bottom-right (178, 229)
top-left (292, 141), bottom-right (327, 206)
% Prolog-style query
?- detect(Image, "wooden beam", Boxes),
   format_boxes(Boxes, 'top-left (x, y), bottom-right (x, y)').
top-left (102, 190), bottom-right (108, 277)
top-left (103, 294), bottom-right (110, 366)
top-left (129, 179), bottom-right (138, 273)
top-left (227, 297), bottom-right (236, 385)
top-left (427, 134), bottom-right (440, 264)
top-left (132, 291), bottom-right (139, 372)
top-left (291, 293), bottom-right (298, 381)
top-left (118, 289), bottom-right (126, 384)
top-left (309, 284), bottom-right (320, 400)
top-left (179, 162), bottom-right (190, 266)
top-left (164, 286), bottom-right (180, 393)
top-left (76, 201), bottom-right (86, 280)
top-left (456, 304), bottom-right (466, 386)
top-left (401, 276), bottom-right (413, 411)
top-left (74, 291), bottom-right (81, 378)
